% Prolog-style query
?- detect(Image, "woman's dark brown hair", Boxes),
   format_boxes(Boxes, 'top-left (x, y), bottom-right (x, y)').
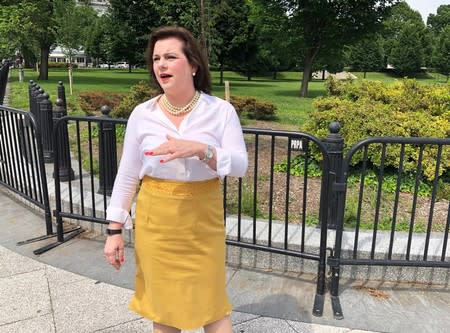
top-left (147, 26), bottom-right (211, 94)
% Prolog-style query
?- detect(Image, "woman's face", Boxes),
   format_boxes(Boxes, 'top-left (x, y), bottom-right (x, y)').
top-left (152, 37), bottom-right (197, 94)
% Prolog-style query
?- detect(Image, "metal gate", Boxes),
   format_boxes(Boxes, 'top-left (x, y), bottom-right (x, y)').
top-left (329, 136), bottom-right (450, 318)
top-left (0, 105), bottom-right (53, 246)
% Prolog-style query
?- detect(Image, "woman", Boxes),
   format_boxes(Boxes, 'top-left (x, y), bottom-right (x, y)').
top-left (103, 26), bottom-right (248, 333)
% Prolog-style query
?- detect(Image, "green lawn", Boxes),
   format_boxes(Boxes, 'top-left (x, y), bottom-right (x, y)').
top-left (6, 67), bottom-right (448, 128)
top-left (210, 71), bottom-right (321, 126)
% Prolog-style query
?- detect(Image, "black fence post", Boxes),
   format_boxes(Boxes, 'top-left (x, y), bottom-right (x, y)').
top-left (32, 87), bottom-right (44, 121)
top-left (57, 81), bottom-right (67, 110)
top-left (53, 98), bottom-right (74, 181)
top-left (29, 82), bottom-right (37, 116)
top-left (97, 105), bottom-right (117, 196)
top-left (323, 122), bottom-right (344, 229)
top-left (28, 80), bottom-right (34, 111)
top-left (39, 93), bottom-right (54, 163)
top-left (0, 64), bottom-right (10, 105)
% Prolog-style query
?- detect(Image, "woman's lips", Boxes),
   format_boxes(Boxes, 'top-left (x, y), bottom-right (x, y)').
top-left (159, 73), bottom-right (172, 83)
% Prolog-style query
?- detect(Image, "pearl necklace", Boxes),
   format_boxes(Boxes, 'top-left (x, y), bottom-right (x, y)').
top-left (160, 91), bottom-right (200, 116)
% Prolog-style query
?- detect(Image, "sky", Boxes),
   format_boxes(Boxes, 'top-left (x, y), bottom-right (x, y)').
top-left (405, 0), bottom-right (450, 23)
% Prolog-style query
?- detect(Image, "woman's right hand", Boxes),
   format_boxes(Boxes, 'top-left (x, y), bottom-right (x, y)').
top-left (104, 234), bottom-right (125, 271)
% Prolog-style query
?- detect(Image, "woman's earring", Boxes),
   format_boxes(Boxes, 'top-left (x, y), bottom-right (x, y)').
top-left (192, 72), bottom-right (196, 76)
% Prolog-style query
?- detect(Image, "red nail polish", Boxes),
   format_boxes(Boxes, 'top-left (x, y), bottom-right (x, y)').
top-left (160, 159), bottom-right (164, 163)
top-left (145, 151), bottom-right (153, 156)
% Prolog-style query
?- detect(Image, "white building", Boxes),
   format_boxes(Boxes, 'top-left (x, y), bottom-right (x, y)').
top-left (49, 46), bottom-right (93, 68)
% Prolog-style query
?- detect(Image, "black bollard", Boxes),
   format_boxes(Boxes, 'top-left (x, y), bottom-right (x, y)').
top-left (30, 84), bottom-right (40, 119)
top-left (39, 93), bottom-right (54, 163)
top-left (28, 80), bottom-right (34, 111)
top-left (323, 122), bottom-right (344, 229)
top-left (97, 105), bottom-right (117, 196)
top-left (53, 98), bottom-right (74, 181)
top-left (57, 81), bottom-right (67, 110)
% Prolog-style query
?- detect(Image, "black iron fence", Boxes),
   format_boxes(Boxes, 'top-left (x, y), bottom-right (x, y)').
top-left (47, 114), bottom-right (333, 317)
top-left (0, 105), bottom-right (53, 241)
top-left (0, 81), bottom-right (449, 319)
top-left (328, 136), bottom-right (450, 318)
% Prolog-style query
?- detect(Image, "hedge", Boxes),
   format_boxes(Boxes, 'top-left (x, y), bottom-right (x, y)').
top-left (303, 77), bottom-right (450, 180)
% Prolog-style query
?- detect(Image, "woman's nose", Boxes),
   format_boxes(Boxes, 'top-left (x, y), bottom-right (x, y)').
top-left (158, 58), bottom-right (167, 68)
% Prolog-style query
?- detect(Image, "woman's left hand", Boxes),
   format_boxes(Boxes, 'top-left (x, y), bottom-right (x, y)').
top-left (144, 134), bottom-right (204, 163)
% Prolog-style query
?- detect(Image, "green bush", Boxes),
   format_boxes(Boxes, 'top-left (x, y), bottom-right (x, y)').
top-left (230, 95), bottom-right (277, 120)
top-left (274, 155), bottom-right (322, 177)
top-left (111, 80), bottom-right (159, 119)
top-left (303, 78), bottom-right (450, 181)
top-left (77, 91), bottom-right (125, 116)
top-left (48, 61), bottom-right (78, 69)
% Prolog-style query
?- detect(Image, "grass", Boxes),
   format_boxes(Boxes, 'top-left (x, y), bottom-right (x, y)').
top-left (211, 71), bottom-right (320, 126)
top-left (7, 68), bottom-right (151, 112)
top-left (7, 67), bottom-right (448, 127)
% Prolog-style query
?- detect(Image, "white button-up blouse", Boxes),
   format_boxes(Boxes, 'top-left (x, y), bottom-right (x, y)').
top-left (106, 92), bottom-right (248, 229)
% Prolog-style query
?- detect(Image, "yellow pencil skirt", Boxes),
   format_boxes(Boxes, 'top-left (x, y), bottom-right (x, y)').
top-left (129, 176), bottom-right (232, 330)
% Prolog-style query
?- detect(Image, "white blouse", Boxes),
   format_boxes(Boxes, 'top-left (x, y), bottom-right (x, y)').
top-left (106, 92), bottom-right (248, 229)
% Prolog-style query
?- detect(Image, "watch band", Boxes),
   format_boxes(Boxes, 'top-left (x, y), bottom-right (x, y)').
top-left (202, 145), bottom-right (213, 163)
top-left (106, 228), bottom-right (122, 236)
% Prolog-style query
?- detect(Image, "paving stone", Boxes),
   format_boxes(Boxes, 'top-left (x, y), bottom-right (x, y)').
top-left (233, 317), bottom-right (298, 333)
top-left (50, 279), bottom-right (138, 333)
top-left (231, 311), bottom-right (260, 326)
top-left (0, 245), bottom-right (45, 278)
top-left (0, 270), bottom-right (51, 326)
top-left (0, 314), bottom-right (55, 333)
top-left (288, 320), bottom-right (351, 333)
top-left (95, 318), bottom-right (151, 332)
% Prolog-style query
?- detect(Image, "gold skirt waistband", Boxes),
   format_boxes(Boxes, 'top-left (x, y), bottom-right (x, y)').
top-left (141, 176), bottom-right (220, 197)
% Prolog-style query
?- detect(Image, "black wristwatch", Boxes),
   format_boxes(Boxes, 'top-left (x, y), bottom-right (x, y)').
top-left (106, 228), bottom-right (122, 236)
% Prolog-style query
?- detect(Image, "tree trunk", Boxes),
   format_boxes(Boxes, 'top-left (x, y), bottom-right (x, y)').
top-left (219, 63), bottom-right (224, 85)
top-left (273, 71), bottom-right (277, 80)
top-left (38, 44), bottom-right (50, 80)
top-left (300, 55), bottom-right (314, 97)
top-left (364, 71), bottom-right (367, 79)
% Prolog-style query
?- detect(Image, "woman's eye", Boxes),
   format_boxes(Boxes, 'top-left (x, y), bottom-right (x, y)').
top-left (153, 57), bottom-right (160, 62)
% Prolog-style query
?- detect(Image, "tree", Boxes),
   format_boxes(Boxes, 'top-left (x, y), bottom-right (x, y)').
top-left (209, 0), bottom-right (251, 85)
top-left (250, 0), bottom-right (296, 79)
top-left (427, 5), bottom-right (450, 35)
top-left (0, 2), bottom-right (33, 59)
top-left (0, 0), bottom-right (52, 73)
top-left (156, 1), bottom-right (201, 36)
top-left (389, 22), bottom-right (428, 76)
top-left (33, 0), bottom-right (58, 80)
top-left (314, 48), bottom-right (347, 77)
top-left (107, 0), bottom-right (160, 71)
top-left (86, 15), bottom-right (113, 66)
top-left (280, 0), bottom-right (397, 97)
top-left (381, 1), bottom-right (426, 67)
top-left (54, 0), bottom-right (97, 93)
top-left (346, 34), bottom-right (385, 78)
top-left (433, 25), bottom-right (450, 81)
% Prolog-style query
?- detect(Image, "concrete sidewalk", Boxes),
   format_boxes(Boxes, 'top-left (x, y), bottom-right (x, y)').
top-left (1, 187), bottom-right (449, 333)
